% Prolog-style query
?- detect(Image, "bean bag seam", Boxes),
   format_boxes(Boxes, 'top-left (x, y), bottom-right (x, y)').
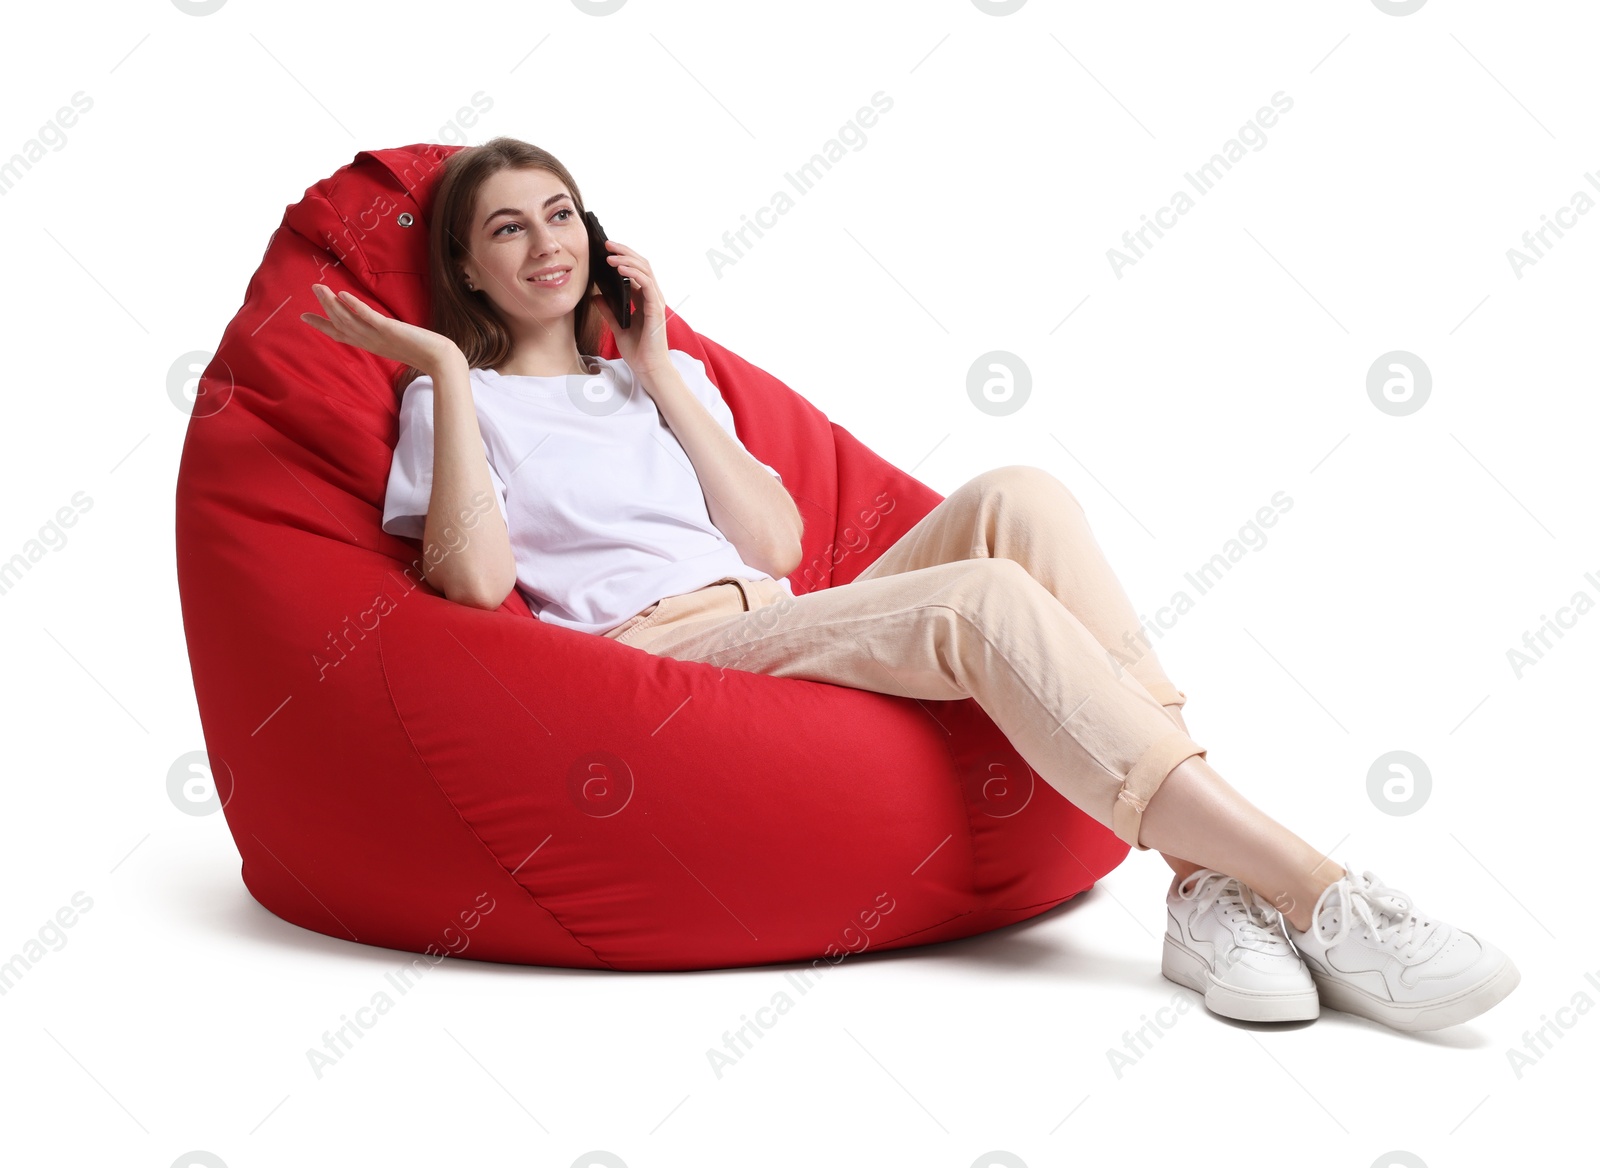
top-left (873, 909), bottom-right (974, 950)
top-left (296, 188), bottom-right (379, 281)
top-left (374, 589), bottom-right (619, 970)
top-left (1003, 892), bottom-right (1084, 912)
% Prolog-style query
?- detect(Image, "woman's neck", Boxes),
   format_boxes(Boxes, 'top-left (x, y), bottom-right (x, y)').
top-left (494, 352), bottom-right (594, 378)
top-left (495, 323), bottom-right (588, 378)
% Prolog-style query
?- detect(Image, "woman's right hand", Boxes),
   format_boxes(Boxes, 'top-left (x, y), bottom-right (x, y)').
top-left (299, 284), bottom-right (460, 374)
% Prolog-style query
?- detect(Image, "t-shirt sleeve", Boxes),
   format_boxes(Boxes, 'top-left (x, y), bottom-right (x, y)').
top-left (381, 374), bottom-right (511, 540)
top-left (666, 348), bottom-right (783, 485)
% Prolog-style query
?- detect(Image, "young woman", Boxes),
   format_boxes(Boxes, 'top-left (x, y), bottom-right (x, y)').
top-left (300, 136), bottom-right (1519, 1033)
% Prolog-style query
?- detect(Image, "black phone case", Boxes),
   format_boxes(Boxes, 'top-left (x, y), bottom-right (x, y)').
top-left (583, 210), bottom-right (631, 330)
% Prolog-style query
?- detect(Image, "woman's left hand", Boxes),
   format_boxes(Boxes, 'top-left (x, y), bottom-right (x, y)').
top-left (589, 239), bottom-right (671, 381)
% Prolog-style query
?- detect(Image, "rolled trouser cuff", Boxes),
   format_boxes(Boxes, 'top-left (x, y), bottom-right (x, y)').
top-left (1112, 729), bottom-right (1207, 851)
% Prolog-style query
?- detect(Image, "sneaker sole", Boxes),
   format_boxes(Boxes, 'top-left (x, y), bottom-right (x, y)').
top-left (1307, 955), bottom-right (1521, 1032)
top-left (1161, 934), bottom-right (1320, 1023)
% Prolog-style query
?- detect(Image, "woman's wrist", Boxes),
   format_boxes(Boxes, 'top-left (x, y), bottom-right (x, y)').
top-left (421, 342), bottom-right (467, 380)
top-left (630, 356), bottom-right (675, 394)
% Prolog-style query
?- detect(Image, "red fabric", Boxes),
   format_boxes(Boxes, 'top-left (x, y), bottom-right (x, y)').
top-left (175, 143), bottom-right (1128, 970)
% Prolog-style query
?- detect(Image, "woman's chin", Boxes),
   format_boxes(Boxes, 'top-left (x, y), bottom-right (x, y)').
top-left (504, 301), bottom-right (578, 329)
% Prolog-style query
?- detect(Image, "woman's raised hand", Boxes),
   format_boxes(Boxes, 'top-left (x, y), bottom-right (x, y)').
top-left (588, 240), bottom-right (671, 380)
top-left (299, 284), bottom-right (460, 374)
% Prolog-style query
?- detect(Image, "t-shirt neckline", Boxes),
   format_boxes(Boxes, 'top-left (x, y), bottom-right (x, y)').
top-left (473, 355), bottom-right (620, 396)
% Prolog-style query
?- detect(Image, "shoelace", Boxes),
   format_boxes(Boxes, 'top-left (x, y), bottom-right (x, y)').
top-left (1177, 869), bottom-right (1289, 952)
top-left (1308, 860), bottom-right (1435, 954)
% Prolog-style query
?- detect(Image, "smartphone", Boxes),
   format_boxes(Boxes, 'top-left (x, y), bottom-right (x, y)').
top-left (583, 210), bottom-right (632, 330)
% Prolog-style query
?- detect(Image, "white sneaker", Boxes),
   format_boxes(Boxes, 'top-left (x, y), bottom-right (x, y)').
top-left (1283, 860), bottom-right (1521, 1032)
top-left (1162, 868), bottom-right (1320, 1022)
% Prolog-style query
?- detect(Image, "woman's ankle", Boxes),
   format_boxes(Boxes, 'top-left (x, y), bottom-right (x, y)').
top-left (1284, 859), bottom-right (1347, 931)
top-left (1162, 853), bottom-right (1206, 882)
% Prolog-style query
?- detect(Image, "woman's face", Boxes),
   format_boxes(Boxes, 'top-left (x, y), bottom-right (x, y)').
top-left (461, 167), bottom-right (589, 327)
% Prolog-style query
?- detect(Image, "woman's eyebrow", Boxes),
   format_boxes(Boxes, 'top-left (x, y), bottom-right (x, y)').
top-left (483, 194), bottom-right (573, 227)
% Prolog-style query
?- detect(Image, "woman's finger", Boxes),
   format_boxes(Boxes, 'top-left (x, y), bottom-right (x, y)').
top-left (617, 265), bottom-right (655, 300)
top-left (336, 289), bottom-right (372, 316)
top-left (309, 290), bottom-right (366, 347)
top-left (333, 289), bottom-right (400, 342)
top-left (315, 284), bottom-right (358, 320)
top-left (319, 288), bottom-right (367, 335)
top-left (616, 262), bottom-right (654, 289)
top-left (316, 284), bottom-right (354, 317)
top-left (306, 289), bottom-right (344, 333)
top-left (311, 285), bottom-right (346, 326)
top-left (606, 244), bottom-right (651, 278)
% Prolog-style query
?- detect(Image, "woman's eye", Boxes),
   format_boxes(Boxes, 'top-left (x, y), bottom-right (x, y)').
top-left (494, 210), bottom-right (572, 236)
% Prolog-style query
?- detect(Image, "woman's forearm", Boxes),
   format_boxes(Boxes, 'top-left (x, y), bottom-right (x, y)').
top-left (638, 362), bottom-right (802, 579)
top-left (420, 356), bottom-right (518, 609)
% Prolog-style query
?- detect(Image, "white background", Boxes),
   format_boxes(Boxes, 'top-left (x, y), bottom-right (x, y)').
top-left (1, 1), bottom-right (1594, 1165)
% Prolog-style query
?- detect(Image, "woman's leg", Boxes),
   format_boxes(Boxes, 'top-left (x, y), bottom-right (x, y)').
top-left (1144, 701), bottom-right (1344, 926)
top-left (850, 466), bottom-right (1219, 883)
top-left (1155, 704), bottom-right (1206, 884)
top-left (846, 465), bottom-right (1347, 919)
top-left (851, 466), bottom-right (1185, 708)
top-left (1138, 752), bottom-right (1345, 932)
top-left (618, 555), bottom-right (1208, 857)
top-left (625, 466), bottom-right (1348, 924)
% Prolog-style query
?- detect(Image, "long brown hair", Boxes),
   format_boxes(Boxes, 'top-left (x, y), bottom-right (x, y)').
top-left (395, 137), bottom-right (604, 393)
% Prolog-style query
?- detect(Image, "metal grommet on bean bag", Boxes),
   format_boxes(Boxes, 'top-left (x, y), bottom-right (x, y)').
top-left (175, 143), bottom-right (1128, 970)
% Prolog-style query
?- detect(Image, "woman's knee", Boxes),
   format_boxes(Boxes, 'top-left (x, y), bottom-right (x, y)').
top-left (966, 464), bottom-right (1083, 517)
top-left (939, 555), bottom-right (1045, 616)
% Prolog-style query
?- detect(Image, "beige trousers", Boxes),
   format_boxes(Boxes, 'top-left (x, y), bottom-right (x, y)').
top-left (602, 465), bottom-right (1207, 851)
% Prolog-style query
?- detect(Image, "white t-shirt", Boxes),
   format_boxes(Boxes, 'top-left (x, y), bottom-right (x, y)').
top-left (381, 347), bottom-right (794, 635)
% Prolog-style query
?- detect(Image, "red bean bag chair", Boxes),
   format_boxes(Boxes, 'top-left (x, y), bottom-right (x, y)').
top-left (175, 143), bottom-right (1129, 970)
